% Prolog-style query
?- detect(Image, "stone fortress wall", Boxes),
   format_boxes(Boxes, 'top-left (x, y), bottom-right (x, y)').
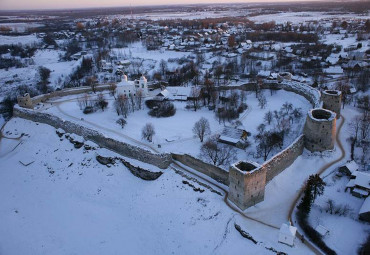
top-left (13, 105), bottom-right (171, 169)
top-left (172, 153), bottom-right (229, 185)
top-left (14, 81), bottom-right (340, 211)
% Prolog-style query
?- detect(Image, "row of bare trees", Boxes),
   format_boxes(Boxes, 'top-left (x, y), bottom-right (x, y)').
top-left (113, 90), bottom-right (144, 118)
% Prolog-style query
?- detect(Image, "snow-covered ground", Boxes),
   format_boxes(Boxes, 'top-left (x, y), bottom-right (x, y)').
top-left (0, 118), bottom-right (312, 255)
top-left (43, 89), bottom-right (311, 165)
top-left (309, 173), bottom-right (370, 255)
top-left (0, 34), bottom-right (41, 46)
top-left (0, 49), bottom-right (80, 99)
top-left (249, 11), bottom-right (370, 24)
top-left (111, 42), bottom-right (192, 75)
top-left (305, 106), bottom-right (370, 255)
top-left (0, 23), bottom-right (43, 33)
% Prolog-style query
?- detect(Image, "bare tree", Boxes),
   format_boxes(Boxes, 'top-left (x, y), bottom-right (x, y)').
top-left (240, 90), bottom-right (247, 104)
top-left (193, 117), bottom-right (211, 142)
top-left (116, 118), bottom-right (127, 129)
top-left (210, 90), bottom-right (218, 108)
top-left (229, 90), bottom-right (240, 107)
top-left (254, 124), bottom-right (283, 160)
top-left (159, 59), bottom-right (168, 77)
top-left (109, 83), bottom-right (116, 99)
top-left (264, 111), bottom-right (273, 125)
top-left (281, 102), bottom-right (293, 115)
top-left (114, 94), bottom-right (130, 118)
top-left (96, 93), bottom-right (108, 111)
top-left (77, 93), bottom-right (91, 110)
top-left (142, 123), bottom-right (155, 142)
top-left (135, 89), bottom-right (144, 110)
top-left (214, 65), bottom-right (223, 86)
top-left (257, 93), bottom-right (267, 109)
top-left (188, 87), bottom-right (201, 111)
top-left (86, 76), bottom-right (97, 93)
top-left (129, 94), bottom-right (135, 112)
top-left (199, 135), bottom-right (237, 166)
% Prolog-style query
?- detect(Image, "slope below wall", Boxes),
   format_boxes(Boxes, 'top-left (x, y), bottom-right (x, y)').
top-left (13, 105), bottom-right (171, 169)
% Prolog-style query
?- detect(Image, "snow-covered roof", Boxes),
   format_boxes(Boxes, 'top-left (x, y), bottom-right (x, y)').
top-left (117, 79), bottom-right (135, 87)
top-left (346, 179), bottom-right (355, 188)
top-left (323, 66), bottom-right (343, 74)
top-left (257, 70), bottom-right (271, 77)
top-left (218, 136), bottom-right (240, 144)
top-left (279, 223), bottom-right (297, 237)
top-left (219, 127), bottom-right (247, 143)
top-left (352, 171), bottom-right (370, 190)
top-left (345, 161), bottom-right (359, 174)
top-left (360, 196), bottom-right (370, 214)
top-left (353, 188), bottom-right (369, 197)
top-left (156, 89), bottom-right (170, 98)
top-left (166, 86), bottom-right (191, 96)
top-left (315, 225), bottom-right (329, 236)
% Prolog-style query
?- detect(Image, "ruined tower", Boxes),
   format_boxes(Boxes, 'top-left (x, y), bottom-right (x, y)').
top-left (303, 108), bottom-right (336, 152)
top-left (17, 93), bottom-right (33, 109)
top-left (321, 90), bottom-right (342, 119)
top-left (229, 160), bottom-right (266, 210)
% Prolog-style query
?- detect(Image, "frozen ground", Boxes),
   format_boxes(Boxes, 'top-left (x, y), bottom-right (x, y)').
top-left (0, 118), bottom-right (312, 255)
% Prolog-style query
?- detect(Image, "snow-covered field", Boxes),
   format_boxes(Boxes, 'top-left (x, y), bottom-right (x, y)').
top-left (0, 118), bottom-right (312, 255)
top-left (0, 22), bottom-right (43, 32)
top-left (0, 49), bottom-right (80, 99)
top-left (249, 11), bottom-right (370, 24)
top-left (43, 89), bottom-right (311, 164)
top-left (0, 34), bottom-right (41, 46)
top-left (111, 42), bottom-right (192, 74)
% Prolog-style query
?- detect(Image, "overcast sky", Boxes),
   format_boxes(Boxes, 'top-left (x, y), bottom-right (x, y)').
top-left (0, 0), bottom-right (321, 11)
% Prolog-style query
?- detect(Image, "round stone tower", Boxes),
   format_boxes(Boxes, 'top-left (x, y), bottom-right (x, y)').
top-left (321, 90), bottom-right (342, 119)
top-left (17, 93), bottom-right (33, 109)
top-left (303, 108), bottom-right (336, 152)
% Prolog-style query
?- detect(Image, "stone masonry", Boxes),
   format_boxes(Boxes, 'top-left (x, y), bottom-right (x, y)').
top-left (17, 93), bottom-right (33, 109)
top-left (229, 161), bottom-right (266, 210)
top-left (303, 108), bottom-right (336, 152)
top-left (321, 90), bottom-right (342, 119)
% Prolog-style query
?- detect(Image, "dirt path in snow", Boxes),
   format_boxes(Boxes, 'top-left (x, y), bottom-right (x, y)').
top-left (287, 115), bottom-right (346, 255)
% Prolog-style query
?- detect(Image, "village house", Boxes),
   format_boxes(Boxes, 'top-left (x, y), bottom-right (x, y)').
top-left (218, 127), bottom-right (249, 149)
top-left (345, 171), bottom-right (370, 198)
top-left (278, 223), bottom-right (297, 247)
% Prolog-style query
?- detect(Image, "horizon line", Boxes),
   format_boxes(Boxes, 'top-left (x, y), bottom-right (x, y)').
top-left (0, 0), bottom-right (348, 13)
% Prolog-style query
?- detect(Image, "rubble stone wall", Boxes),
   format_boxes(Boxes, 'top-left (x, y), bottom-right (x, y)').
top-left (13, 105), bottom-right (171, 169)
top-left (171, 153), bottom-right (229, 185)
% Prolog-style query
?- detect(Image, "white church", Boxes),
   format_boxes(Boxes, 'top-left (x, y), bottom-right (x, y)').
top-left (116, 74), bottom-right (149, 97)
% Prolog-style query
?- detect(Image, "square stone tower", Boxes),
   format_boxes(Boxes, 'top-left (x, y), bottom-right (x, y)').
top-left (17, 93), bottom-right (33, 109)
top-left (229, 160), bottom-right (266, 210)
